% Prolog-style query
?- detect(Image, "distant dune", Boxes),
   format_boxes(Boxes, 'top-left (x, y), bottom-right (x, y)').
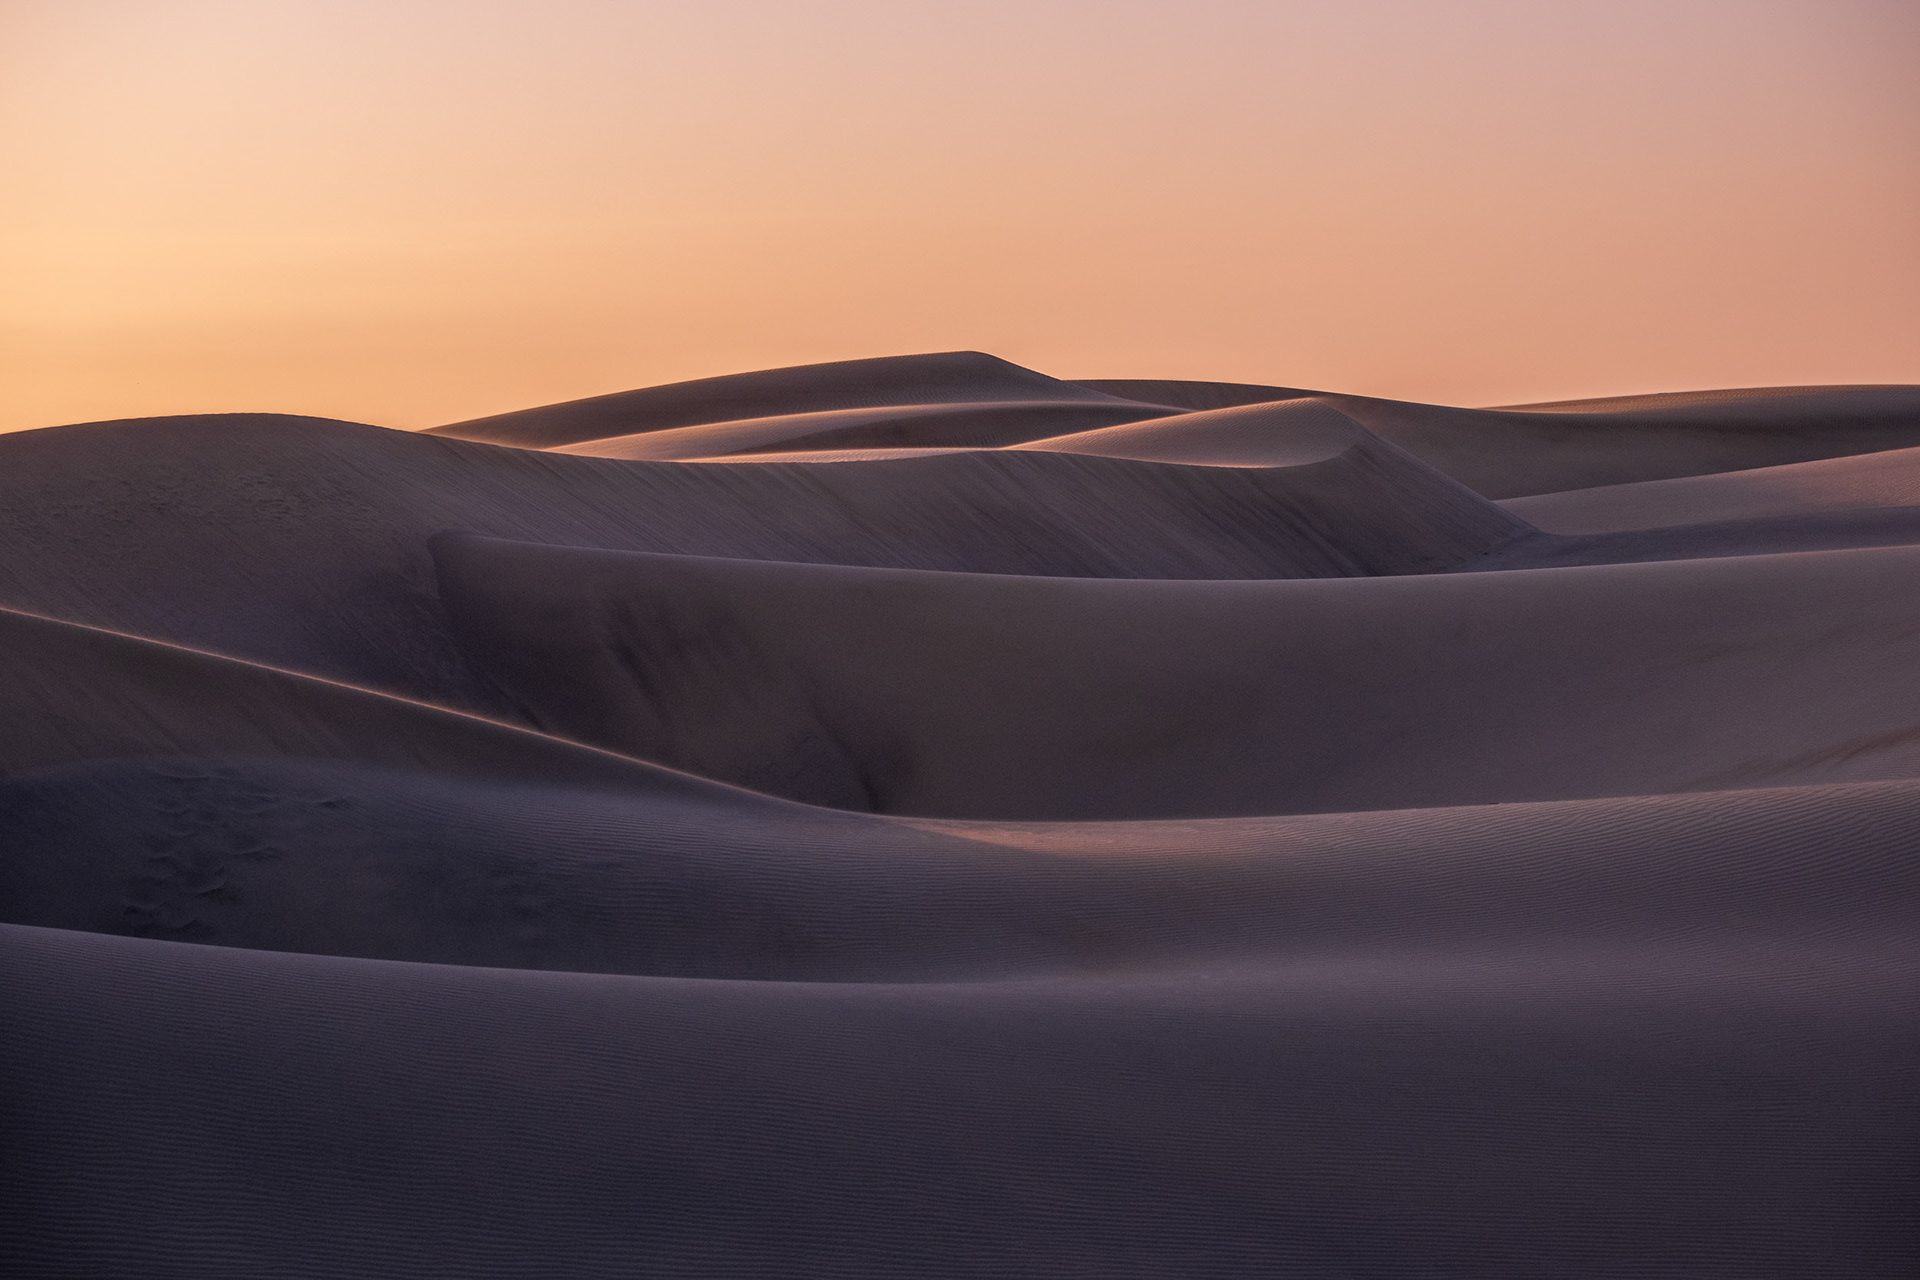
top-left (5, 352), bottom-right (1918, 1276)
top-left (428, 350), bottom-right (1154, 448)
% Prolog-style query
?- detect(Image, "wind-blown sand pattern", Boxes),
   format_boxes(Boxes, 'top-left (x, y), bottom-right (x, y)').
top-left (4, 352), bottom-right (1918, 1276)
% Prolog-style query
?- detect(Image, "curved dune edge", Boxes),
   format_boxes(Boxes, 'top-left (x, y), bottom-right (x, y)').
top-left (1070, 376), bottom-right (1327, 409)
top-left (4, 753), bottom-right (1916, 981)
top-left (677, 445), bottom-right (982, 463)
top-left (551, 399), bottom-right (1178, 460)
top-left (1009, 397), bottom-right (1364, 467)
top-left (1322, 384), bottom-right (1920, 497)
top-left (1505, 442), bottom-right (1920, 533)
top-left (0, 602), bottom-right (743, 799)
top-left (429, 356), bottom-right (1920, 499)
top-left (1490, 383), bottom-right (1917, 413)
top-left (434, 534), bottom-right (1920, 819)
top-left (428, 350), bottom-right (1158, 448)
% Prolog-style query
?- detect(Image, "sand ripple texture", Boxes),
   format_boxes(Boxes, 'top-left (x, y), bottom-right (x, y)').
top-left (4, 352), bottom-right (1919, 1276)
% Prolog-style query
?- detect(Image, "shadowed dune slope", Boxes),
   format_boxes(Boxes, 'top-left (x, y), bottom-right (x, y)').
top-left (1493, 385), bottom-right (1907, 413)
top-left (551, 399), bottom-right (1175, 460)
top-left (0, 604), bottom-right (710, 795)
top-left (1326, 385), bottom-right (1920, 498)
top-left (1070, 377), bottom-right (1326, 409)
top-left (1505, 443), bottom-right (1920, 532)
top-left (429, 351), bottom-right (1155, 448)
top-left (0, 413), bottom-right (1523, 710)
top-left (437, 535), bottom-right (1920, 818)
top-left (1463, 505), bottom-right (1920, 571)
top-left (5, 921), bottom-right (1913, 1278)
top-left (3, 753), bottom-right (1916, 982)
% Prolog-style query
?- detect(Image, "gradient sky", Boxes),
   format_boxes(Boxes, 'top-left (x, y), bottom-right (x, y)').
top-left (3, 0), bottom-right (1916, 432)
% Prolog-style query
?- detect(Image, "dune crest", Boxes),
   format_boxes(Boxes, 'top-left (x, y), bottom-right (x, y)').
top-left (428, 350), bottom-right (1156, 448)
top-left (0, 602), bottom-right (716, 794)
top-left (1012, 396), bottom-right (1366, 467)
top-left (551, 398), bottom-right (1177, 460)
top-left (1323, 384), bottom-right (1920, 497)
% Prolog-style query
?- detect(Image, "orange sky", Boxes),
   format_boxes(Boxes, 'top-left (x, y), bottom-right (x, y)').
top-left (3, 0), bottom-right (1916, 433)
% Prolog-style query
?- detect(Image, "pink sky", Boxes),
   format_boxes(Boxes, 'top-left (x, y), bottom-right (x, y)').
top-left (3, 0), bottom-right (1916, 432)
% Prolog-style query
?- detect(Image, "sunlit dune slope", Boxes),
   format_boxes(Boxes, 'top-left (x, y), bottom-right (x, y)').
top-left (550, 399), bottom-right (1176, 459)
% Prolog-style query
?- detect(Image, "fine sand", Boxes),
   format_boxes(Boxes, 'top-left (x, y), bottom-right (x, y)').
top-left (4, 351), bottom-right (1918, 1276)
top-left (1505, 441), bottom-right (1920, 532)
top-left (431, 534), bottom-right (1920, 817)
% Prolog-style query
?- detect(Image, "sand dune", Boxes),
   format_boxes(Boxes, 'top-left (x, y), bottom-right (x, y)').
top-left (1327, 384), bottom-right (1920, 497)
top-left (7, 921), bottom-right (1912, 1277)
top-left (5, 352), bottom-right (1918, 1274)
top-left (435, 534), bottom-right (1920, 818)
top-left (451, 361), bottom-right (1920, 498)
top-left (1010, 395), bottom-right (1364, 466)
top-left (552, 398), bottom-right (1176, 460)
top-left (1506, 442), bottom-right (1920, 532)
top-left (430, 350), bottom-right (1155, 448)
top-left (1070, 376), bottom-right (1325, 409)
top-left (4, 754), bottom-right (1914, 980)
top-left (1493, 383), bottom-right (1906, 413)
top-left (678, 445), bottom-right (983, 463)
top-left (0, 603), bottom-right (703, 793)
top-left (1465, 503), bottom-right (1920, 571)
top-left (0, 411), bottom-right (1522, 712)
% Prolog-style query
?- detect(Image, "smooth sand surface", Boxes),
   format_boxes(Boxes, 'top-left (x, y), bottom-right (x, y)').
top-left (5, 353), bottom-right (1919, 1275)
top-left (433, 535), bottom-right (1920, 818)
top-left (0, 604), bottom-right (714, 794)
top-left (1505, 442), bottom-right (1920, 532)
top-left (1010, 395), bottom-right (1365, 467)
top-left (1326, 384), bottom-right (1920, 497)
top-left (9, 921), bottom-right (1910, 1277)
top-left (5, 754), bottom-right (1915, 980)
top-left (0, 410), bottom-right (1524, 713)
top-left (1493, 384), bottom-right (1910, 413)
